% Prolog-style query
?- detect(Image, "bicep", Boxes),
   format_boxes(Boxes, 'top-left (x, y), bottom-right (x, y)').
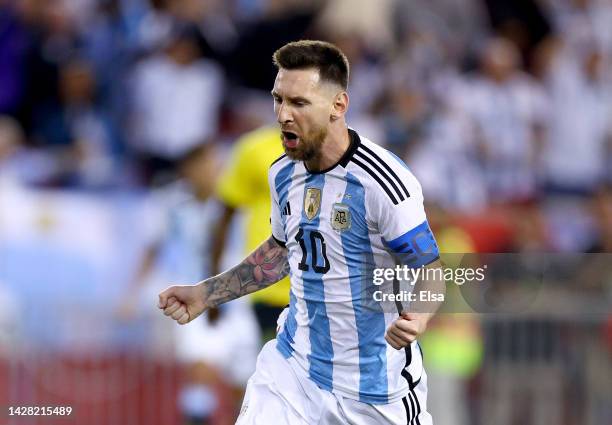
top-left (373, 174), bottom-right (439, 268)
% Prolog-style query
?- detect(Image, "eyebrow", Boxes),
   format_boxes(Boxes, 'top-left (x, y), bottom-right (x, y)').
top-left (270, 91), bottom-right (310, 103)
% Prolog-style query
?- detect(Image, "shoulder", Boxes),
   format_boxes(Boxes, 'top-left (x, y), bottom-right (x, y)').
top-left (270, 153), bottom-right (289, 168)
top-left (269, 152), bottom-right (293, 174)
top-left (268, 154), bottom-right (296, 191)
top-left (347, 134), bottom-right (422, 205)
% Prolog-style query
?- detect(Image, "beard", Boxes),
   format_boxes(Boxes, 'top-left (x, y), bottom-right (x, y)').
top-left (283, 125), bottom-right (327, 162)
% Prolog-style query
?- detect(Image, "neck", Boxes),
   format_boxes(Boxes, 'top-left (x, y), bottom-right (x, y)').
top-left (305, 123), bottom-right (350, 172)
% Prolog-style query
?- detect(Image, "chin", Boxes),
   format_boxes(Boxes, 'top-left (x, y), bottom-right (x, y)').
top-left (290, 151), bottom-right (318, 162)
top-left (285, 151), bottom-right (306, 161)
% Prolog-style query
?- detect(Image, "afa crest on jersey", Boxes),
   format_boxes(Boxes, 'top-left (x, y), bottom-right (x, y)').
top-left (331, 203), bottom-right (351, 231)
top-left (304, 188), bottom-right (321, 220)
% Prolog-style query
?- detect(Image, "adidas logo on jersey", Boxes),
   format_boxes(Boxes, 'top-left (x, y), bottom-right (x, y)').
top-left (282, 201), bottom-right (292, 216)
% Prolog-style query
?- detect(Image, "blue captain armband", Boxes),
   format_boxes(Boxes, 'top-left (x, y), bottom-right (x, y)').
top-left (383, 221), bottom-right (440, 268)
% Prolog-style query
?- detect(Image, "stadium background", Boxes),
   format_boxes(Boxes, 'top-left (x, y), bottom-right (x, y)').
top-left (0, 0), bottom-right (610, 424)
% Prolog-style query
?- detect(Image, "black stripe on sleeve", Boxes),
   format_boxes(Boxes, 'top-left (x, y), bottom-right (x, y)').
top-left (359, 144), bottom-right (410, 199)
top-left (270, 154), bottom-right (287, 168)
top-left (272, 235), bottom-right (286, 247)
top-left (355, 149), bottom-right (405, 202)
top-left (350, 157), bottom-right (399, 205)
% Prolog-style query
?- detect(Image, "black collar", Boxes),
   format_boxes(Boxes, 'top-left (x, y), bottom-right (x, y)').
top-left (305, 128), bottom-right (360, 174)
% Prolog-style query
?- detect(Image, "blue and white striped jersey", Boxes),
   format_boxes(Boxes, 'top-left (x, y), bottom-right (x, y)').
top-left (269, 129), bottom-right (440, 404)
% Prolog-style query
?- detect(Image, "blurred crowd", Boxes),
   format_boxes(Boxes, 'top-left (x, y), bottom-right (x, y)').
top-left (1, 0), bottom-right (611, 253)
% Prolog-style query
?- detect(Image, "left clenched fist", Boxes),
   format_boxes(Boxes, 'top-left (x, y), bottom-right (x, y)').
top-left (385, 312), bottom-right (430, 350)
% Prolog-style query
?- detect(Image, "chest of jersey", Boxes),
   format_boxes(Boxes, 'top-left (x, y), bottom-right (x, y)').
top-left (279, 169), bottom-right (381, 292)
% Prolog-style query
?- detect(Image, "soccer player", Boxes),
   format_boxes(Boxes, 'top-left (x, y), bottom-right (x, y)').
top-left (212, 126), bottom-right (291, 341)
top-left (119, 144), bottom-right (260, 424)
top-left (159, 40), bottom-right (443, 424)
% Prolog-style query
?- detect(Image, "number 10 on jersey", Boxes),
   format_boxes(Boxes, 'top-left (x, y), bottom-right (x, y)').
top-left (295, 228), bottom-right (330, 274)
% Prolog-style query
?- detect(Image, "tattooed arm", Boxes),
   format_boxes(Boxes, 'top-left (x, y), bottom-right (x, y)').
top-left (158, 236), bottom-right (289, 324)
top-left (202, 236), bottom-right (289, 306)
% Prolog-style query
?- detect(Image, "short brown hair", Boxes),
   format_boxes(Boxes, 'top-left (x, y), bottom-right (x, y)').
top-left (273, 40), bottom-right (350, 90)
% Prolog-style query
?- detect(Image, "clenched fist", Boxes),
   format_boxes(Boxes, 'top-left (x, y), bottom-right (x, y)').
top-left (385, 312), bottom-right (430, 350)
top-left (158, 283), bottom-right (208, 325)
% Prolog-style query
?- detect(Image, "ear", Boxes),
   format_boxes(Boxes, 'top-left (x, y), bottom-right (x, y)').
top-left (330, 91), bottom-right (349, 121)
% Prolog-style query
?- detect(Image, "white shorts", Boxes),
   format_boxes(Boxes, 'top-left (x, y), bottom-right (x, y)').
top-left (236, 340), bottom-right (433, 425)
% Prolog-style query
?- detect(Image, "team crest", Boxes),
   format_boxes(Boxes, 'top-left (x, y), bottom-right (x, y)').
top-left (331, 203), bottom-right (351, 231)
top-left (304, 188), bottom-right (321, 220)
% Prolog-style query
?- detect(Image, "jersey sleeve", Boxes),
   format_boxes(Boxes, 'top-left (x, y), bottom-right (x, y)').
top-left (268, 167), bottom-right (286, 245)
top-left (372, 161), bottom-right (439, 268)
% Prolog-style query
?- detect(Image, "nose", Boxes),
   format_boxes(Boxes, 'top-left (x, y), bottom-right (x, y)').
top-left (276, 103), bottom-right (292, 125)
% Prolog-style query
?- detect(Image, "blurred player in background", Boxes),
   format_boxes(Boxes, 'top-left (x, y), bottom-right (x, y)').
top-left (212, 126), bottom-right (290, 341)
top-left (159, 40), bottom-right (444, 424)
top-left (120, 144), bottom-right (259, 425)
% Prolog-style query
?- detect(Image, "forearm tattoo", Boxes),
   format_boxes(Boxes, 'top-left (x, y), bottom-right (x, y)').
top-left (202, 237), bottom-right (290, 307)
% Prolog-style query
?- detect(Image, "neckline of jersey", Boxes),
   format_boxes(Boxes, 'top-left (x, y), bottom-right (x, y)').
top-left (304, 128), bottom-right (361, 175)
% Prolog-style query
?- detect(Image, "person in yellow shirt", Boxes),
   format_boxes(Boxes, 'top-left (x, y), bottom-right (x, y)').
top-left (211, 126), bottom-right (289, 340)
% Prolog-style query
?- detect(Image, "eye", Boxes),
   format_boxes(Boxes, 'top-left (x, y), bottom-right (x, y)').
top-left (273, 96), bottom-right (282, 104)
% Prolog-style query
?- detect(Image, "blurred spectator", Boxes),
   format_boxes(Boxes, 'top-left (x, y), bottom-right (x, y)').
top-left (392, 0), bottom-right (487, 65)
top-left (32, 58), bottom-right (122, 187)
top-left (0, 0), bottom-right (31, 115)
top-left (176, 298), bottom-right (260, 425)
top-left (389, 27), bottom-right (453, 93)
top-left (128, 24), bottom-right (224, 182)
top-left (380, 83), bottom-right (431, 154)
top-left (80, 1), bottom-right (135, 111)
top-left (227, 0), bottom-right (319, 90)
top-left (136, 0), bottom-right (175, 52)
top-left (119, 143), bottom-right (259, 424)
top-left (0, 115), bottom-right (58, 185)
top-left (122, 144), bottom-right (224, 295)
top-left (408, 93), bottom-right (489, 212)
top-left (211, 126), bottom-right (290, 342)
top-left (482, 0), bottom-right (552, 69)
top-left (463, 37), bottom-right (547, 203)
top-left (544, 0), bottom-right (612, 55)
top-left (23, 0), bottom-right (84, 113)
top-left (535, 39), bottom-right (611, 252)
top-left (316, 0), bottom-right (394, 51)
top-left (540, 43), bottom-right (612, 193)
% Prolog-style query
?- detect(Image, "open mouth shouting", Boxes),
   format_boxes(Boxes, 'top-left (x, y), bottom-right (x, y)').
top-left (281, 131), bottom-right (299, 149)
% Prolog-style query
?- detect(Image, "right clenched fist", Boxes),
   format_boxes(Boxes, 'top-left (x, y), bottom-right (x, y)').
top-left (157, 283), bottom-right (208, 325)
